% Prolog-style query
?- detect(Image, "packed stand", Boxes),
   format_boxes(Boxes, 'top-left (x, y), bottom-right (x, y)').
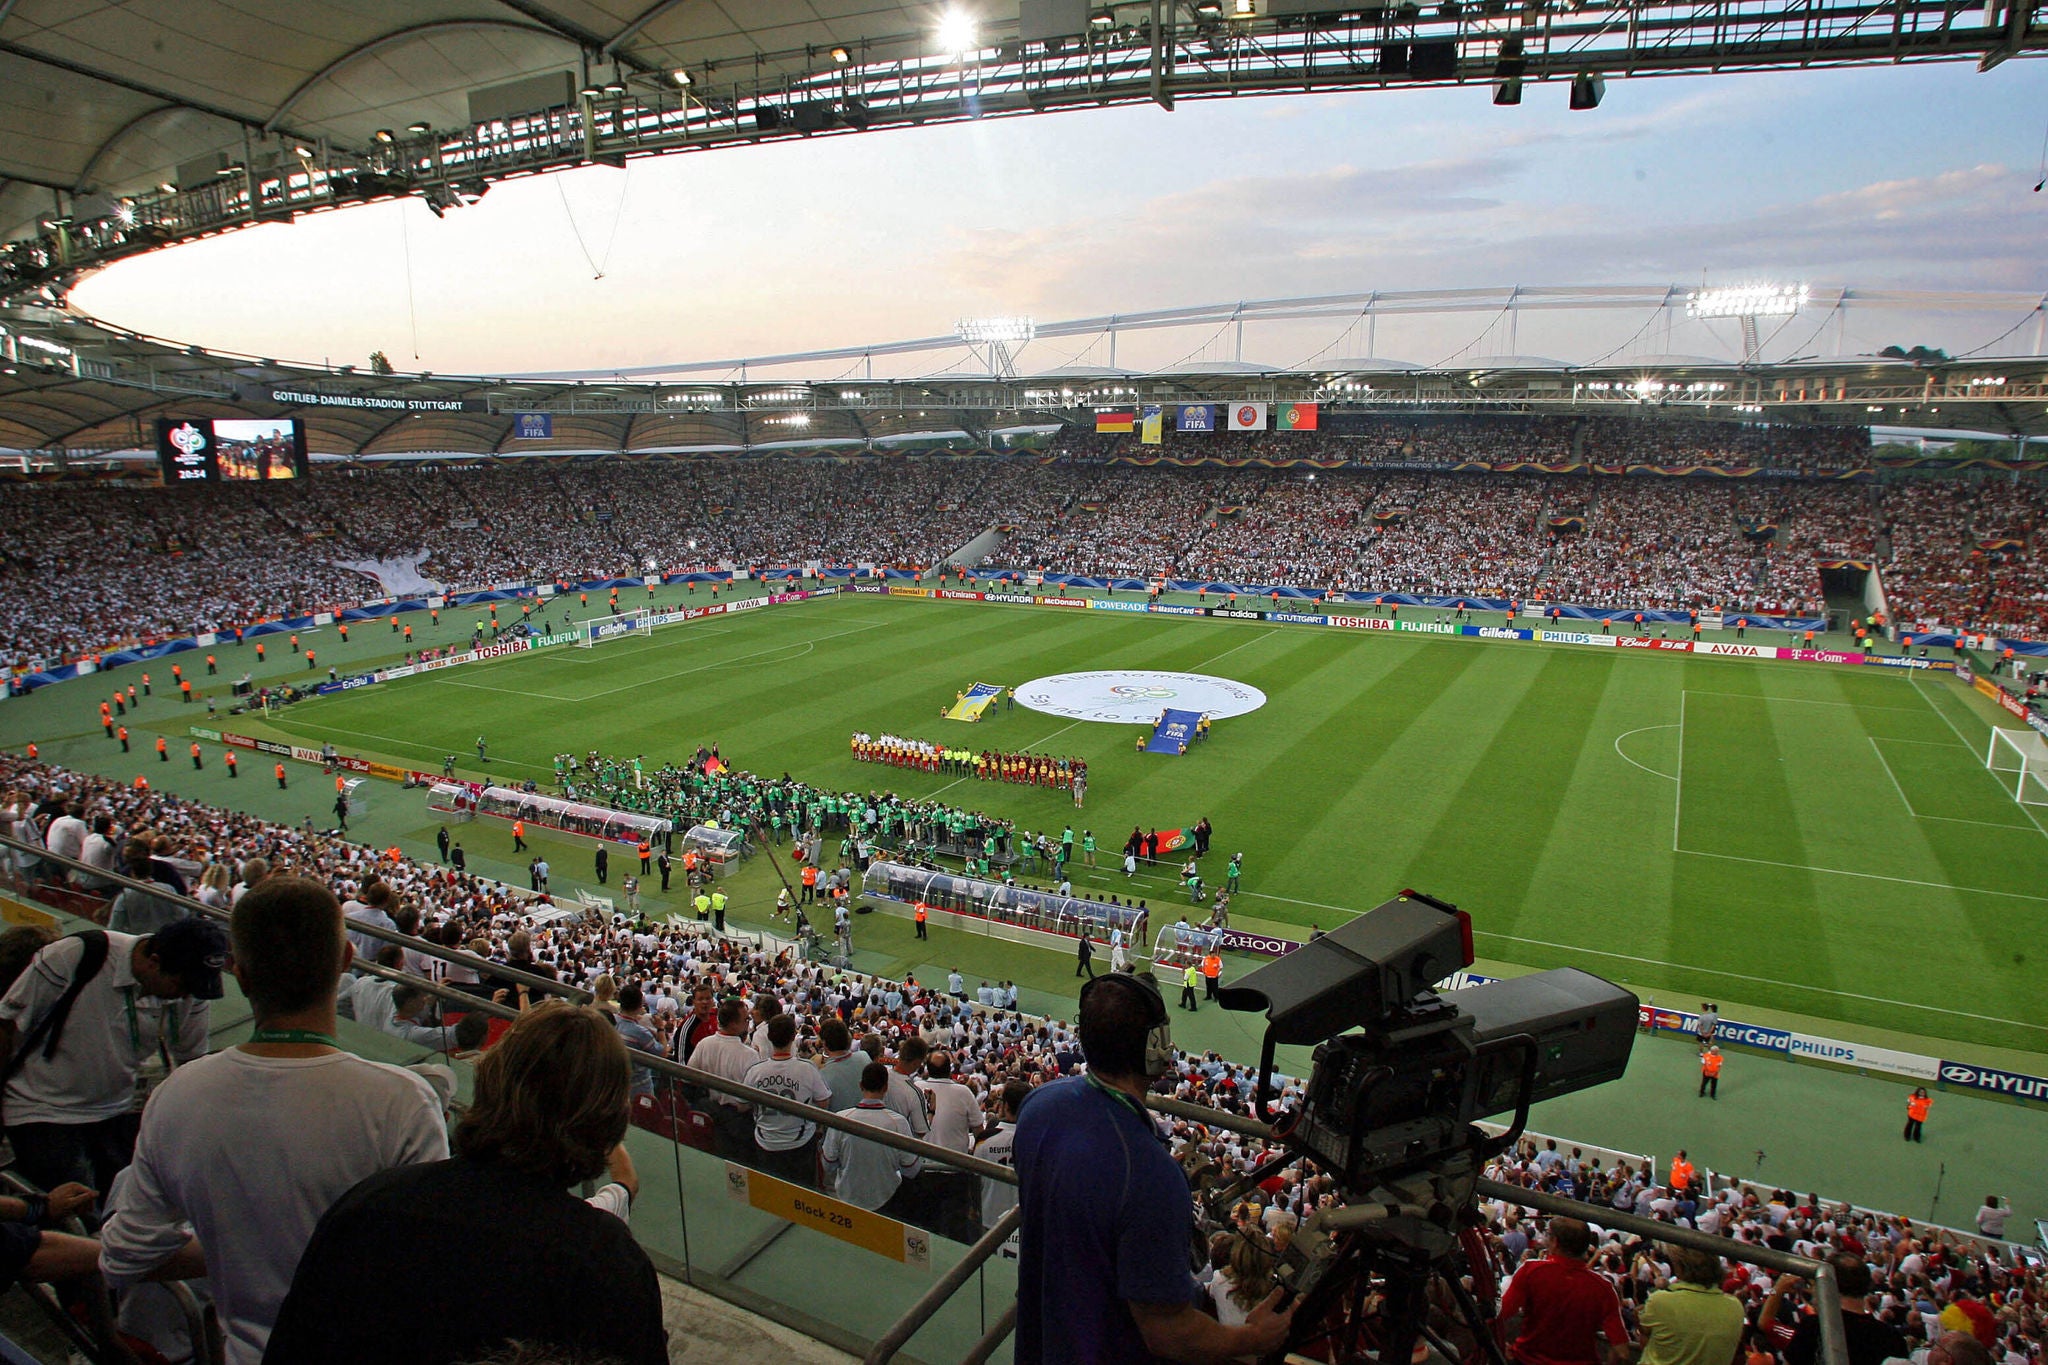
top-left (1881, 479), bottom-right (2048, 638)
top-left (7, 441), bottom-right (2048, 669)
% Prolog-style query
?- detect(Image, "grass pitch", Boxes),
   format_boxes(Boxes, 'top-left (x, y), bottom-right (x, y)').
top-left (243, 592), bottom-right (2048, 1055)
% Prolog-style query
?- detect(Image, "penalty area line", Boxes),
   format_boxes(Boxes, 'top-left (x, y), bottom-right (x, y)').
top-left (1675, 845), bottom-right (2048, 902)
top-left (1477, 930), bottom-right (2048, 1034)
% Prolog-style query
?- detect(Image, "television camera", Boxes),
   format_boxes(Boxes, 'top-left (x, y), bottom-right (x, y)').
top-left (1211, 891), bottom-right (1639, 1365)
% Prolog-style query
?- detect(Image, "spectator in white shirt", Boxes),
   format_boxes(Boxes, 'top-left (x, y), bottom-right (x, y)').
top-left (341, 881), bottom-right (398, 966)
top-left (823, 1062), bottom-right (919, 1213)
top-left (98, 877), bottom-right (448, 1365)
top-left (689, 996), bottom-right (762, 1160)
top-left (42, 802), bottom-right (87, 866)
top-left (73, 815), bottom-right (119, 891)
top-left (0, 916), bottom-right (223, 1200)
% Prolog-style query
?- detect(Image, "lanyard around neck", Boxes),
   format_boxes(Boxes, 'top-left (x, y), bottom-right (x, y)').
top-left (248, 1029), bottom-right (341, 1048)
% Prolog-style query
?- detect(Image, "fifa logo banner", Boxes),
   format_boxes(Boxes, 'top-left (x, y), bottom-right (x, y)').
top-left (1176, 404), bottom-right (1217, 433)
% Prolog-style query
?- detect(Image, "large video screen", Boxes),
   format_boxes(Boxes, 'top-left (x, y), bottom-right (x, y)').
top-left (157, 418), bottom-right (308, 483)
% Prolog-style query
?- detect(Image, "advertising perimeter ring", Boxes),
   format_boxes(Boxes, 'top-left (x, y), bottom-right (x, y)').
top-left (1015, 670), bottom-right (1268, 724)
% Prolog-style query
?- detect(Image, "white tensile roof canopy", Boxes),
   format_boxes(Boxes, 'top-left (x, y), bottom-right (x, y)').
top-left (0, 0), bottom-right (949, 240)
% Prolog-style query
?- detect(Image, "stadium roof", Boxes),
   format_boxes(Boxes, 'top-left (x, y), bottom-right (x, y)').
top-left (2, 3), bottom-right (2042, 297)
top-left (0, 1), bottom-right (961, 242)
top-left (5, 299), bottom-right (2047, 455)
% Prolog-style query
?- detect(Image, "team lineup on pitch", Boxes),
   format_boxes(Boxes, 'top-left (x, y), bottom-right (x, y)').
top-left (207, 588), bottom-right (2048, 1057)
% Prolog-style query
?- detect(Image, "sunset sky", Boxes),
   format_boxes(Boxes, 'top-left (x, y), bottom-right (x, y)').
top-left (67, 59), bottom-right (2048, 379)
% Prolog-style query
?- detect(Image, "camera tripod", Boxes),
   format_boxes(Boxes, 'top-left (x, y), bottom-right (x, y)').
top-left (1205, 1153), bottom-right (1510, 1365)
top-left (1268, 1191), bottom-right (1506, 1365)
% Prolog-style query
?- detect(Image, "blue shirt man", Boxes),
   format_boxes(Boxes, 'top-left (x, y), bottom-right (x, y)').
top-left (1013, 972), bottom-right (1290, 1364)
top-left (1014, 1076), bottom-right (1192, 1363)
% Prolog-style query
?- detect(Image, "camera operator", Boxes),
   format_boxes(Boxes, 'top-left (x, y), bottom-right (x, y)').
top-left (1014, 971), bottom-right (1292, 1364)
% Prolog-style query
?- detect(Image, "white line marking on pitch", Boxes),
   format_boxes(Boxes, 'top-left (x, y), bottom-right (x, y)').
top-left (1023, 719), bottom-right (1088, 753)
top-left (1674, 846), bottom-right (2048, 902)
top-left (1866, 736), bottom-right (2043, 835)
top-left (1613, 724), bottom-right (1678, 780)
top-left (1910, 672), bottom-right (2048, 840)
top-left (1476, 931), bottom-right (2048, 1034)
top-left (1678, 690), bottom-right (1926, 713)
top-left (1193, 630), bottom-right (1281, 671)
top-left (568, 621), bottom-right (894, 702)
top-left (1672, 691), bottom-right (1686, 851)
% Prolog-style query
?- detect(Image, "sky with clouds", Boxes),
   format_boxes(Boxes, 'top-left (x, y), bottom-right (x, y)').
top-left (67, 59), bottom-right (2048, 377)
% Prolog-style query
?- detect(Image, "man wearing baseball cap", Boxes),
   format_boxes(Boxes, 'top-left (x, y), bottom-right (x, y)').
top-left (0, 916), bottom-right (227, 1202)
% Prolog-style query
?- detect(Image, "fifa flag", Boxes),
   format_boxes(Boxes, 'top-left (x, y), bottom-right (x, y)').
top-left (1176, 404), bottom-right (1217, 433)
top-left (1140, 405), bottom-right (1165, 446)
top-left (1228, 402), bottom-right (1268, 432)
top-left (1095, 410), bottom-right (1135, 434)
top-left (1278, 402), bottom-right (1319, 431)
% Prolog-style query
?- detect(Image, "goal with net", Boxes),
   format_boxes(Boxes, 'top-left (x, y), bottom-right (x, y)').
top-left (575, 608), bottom-right (655, 648)
top-left (1984, 726), bottom-right (2048, 808)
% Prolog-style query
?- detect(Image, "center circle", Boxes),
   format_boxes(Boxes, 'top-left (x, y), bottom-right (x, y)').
top-left (1014, 670), bottom-right (1268, 724)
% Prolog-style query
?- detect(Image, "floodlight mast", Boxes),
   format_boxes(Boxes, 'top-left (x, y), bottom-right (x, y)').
top-left (1685, 282), bottom-right (1809, 363)
top-left (955, 316), bottom-right (1037, 379)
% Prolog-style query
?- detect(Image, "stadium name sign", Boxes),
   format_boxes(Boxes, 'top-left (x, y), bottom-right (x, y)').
top-left (268, 388), bottom-right (475, 412)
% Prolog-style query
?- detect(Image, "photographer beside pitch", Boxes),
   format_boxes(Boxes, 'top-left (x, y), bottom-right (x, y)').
top-left (1013, 970), bottom-right (1293, 1364)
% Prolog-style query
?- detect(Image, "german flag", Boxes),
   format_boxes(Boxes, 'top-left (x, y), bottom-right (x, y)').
top-left (1095, 411), bottom-right (1135, 434)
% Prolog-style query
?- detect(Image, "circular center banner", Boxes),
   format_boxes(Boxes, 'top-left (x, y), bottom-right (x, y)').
top-left (1015, 670), bottom-right (1268, 724)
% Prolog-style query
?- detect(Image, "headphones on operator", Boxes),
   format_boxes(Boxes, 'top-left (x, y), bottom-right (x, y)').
top-left (1078, 970), bottom-right (1175, 1080)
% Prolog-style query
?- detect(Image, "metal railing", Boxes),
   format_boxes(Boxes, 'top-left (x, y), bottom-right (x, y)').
top-left (1, 831), bottom-right (1860, 1365)
top-left (0, 831), bottom-right (1018, 1184)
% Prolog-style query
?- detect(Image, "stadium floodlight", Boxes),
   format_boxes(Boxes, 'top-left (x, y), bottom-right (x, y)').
top-left (831, 46), bottom-right (851, 63)
top-left (407, 121), bottom-right (432, 134)
top-left (672, 69), bottom-right (692, 85)
top-left (957, 317), bottom-right (1035, 380)
top-left (956, 317), bottom-right (1037, 344)
top-left (1686, 282), bottom-right (1809, 319)
top-left (936, 9), bottom-right (979, 55)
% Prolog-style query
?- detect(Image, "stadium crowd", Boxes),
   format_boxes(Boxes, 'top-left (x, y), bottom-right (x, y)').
top-left (0, 749), bottom-right (2041, 1364)
top-left (3, 438), bottom-right (2046, 669)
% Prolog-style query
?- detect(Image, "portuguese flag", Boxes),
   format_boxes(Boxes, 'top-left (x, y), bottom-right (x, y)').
top-left (1278, 402), bottom-right (1319, 431)
top-left (1154, 828), bottom-right (1189, 854)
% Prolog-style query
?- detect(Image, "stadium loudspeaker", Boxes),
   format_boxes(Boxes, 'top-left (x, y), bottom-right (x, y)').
top-left (1409, 38), bottom-right (1458, 79)
top-left (754, 106), bottom-right (785, 130)
top-left (842, 98), bottom-right (872, 128)
top-left (791, 101), bottom-right (837, 132)
top-left (1379, 40), bottom-right (1410, 73)
top-left (1570, 72), bottom-right (1605, 108)
top-left (1493, 78), bottom-right (1522, 104)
